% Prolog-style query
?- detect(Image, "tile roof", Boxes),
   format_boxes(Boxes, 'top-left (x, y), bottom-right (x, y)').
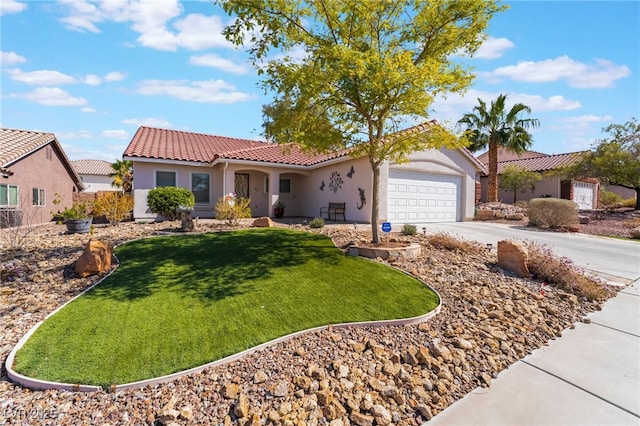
top-left (0, 127), bottom-right (57, 167)
top-left (0, 127), bottom-right (83, 189)
top-left (72, 159), bottom-right (114, 176)
top-left (124, 126), bottom-right (350, 166)
top-left (495, 151), bottom-right (586, 174)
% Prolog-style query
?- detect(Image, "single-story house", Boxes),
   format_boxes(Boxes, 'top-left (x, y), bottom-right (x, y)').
top-left (0, 127), bottom-right (83, 227)
top-left (123, 125), bottom-right (485, 224)
top-left (72, 159), bottom-right (118, 193)
top-left (477, 150), bottom-right (600, 209)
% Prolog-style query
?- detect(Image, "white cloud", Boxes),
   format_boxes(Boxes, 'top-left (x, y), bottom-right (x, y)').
top-left (17, 87), bottom-right (88, 106)
top-left (82, 107), bottom-right (97, 113)
top-left (189, 54), bottom-right (248, 74)
top-left (57, 130), bottom-right (94, 139)
top-left (0, 0), bottom-right (26, 15)
top-left (101, 129), bottom-right (130, 139)
top-left (473, 37), bottom-right (514, 60)
top-left (0, 51), bottom-right (27, 66)
top-left (137, 79), bottom-right (253, 103)
top-left (57, 0), bottom-right (232, 52)
top-left (122, 117), bottom-right (171, 128)
top-left (7, 68), bottom-right (76, 85)
top-left (487, 55), bottom-right (631, 88)
top-left (104, 71), bottom-right (126, 82)
top-left (83, 74), bottom-right (102, 86)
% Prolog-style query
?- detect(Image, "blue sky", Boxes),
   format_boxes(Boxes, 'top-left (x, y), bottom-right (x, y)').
top-left (1, 0), bottom-right (638, 162)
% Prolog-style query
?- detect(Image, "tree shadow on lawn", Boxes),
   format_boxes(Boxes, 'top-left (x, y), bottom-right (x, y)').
top-left (86, 229), bottom-right (344, 303)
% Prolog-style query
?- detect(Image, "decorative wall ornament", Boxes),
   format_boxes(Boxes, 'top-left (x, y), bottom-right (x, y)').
top-left (357, 188), bottom-right (366, 210)
top-left (347, 166), bottom-right (355, 178)
top-left (329, 171), bottom-right (343, 193)
top-left (320, 180), bottom-right (325, 191)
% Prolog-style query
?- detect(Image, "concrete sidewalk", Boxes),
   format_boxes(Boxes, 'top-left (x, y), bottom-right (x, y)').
top-left (427, 278), bottom-right (640, 426)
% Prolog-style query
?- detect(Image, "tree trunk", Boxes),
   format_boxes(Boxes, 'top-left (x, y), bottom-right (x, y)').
top-left (370, 161), bottom-right (381, 243)
top-left (487, 141), bottom-right (499, 202)
top-left (636, 187), bottom-right (640, 210)
top-left (513, 191), bottom-right (517, 204)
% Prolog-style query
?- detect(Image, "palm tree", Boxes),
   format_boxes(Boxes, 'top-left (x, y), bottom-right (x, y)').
top-left (110, 159), bottom-right (133, 194)
top-left (458, 94), bottom-right (539, 202)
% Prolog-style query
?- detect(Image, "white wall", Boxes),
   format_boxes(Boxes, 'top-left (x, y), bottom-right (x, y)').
top-left (80, 175), bottom-right (116, 193)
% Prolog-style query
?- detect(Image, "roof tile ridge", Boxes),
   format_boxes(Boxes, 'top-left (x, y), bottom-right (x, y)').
top-left (140, 125), bottom-right (266, 145)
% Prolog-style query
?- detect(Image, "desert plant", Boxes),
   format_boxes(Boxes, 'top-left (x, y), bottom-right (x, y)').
top-left (599, 188), bottom-right (623, 208)
top-left (527, 242), bottom-right (608, 301)
top-left (622, 197), bottom-right (637, 208)
top-left (308, 217), bottom-right (325, 228)
top-left (93, 193), bottom-right (133, 225)
top-left (214, 194), bottom-right (252, 226)
top-left (499, 165), bottom-right (542, 203)
top-left (527, 198), bottom-right (578, 229)
top-left (401, 224), bottom-right (417, 236)
top-left (427, 232), bottom-right (484, 254)
top-left (147, 187), bottom-right (195, 221)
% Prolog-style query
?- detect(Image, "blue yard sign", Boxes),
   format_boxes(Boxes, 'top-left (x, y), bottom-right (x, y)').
top-left (381, 222), bottom-right (392, 232)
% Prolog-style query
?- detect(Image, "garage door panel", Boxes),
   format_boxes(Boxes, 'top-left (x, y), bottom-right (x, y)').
top-left (388, 170), bottom-right (461, 223)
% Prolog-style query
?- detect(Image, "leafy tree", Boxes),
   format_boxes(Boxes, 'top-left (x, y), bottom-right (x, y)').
top-left (499, 164), bottom-right (541, 203)
top-left (110, 159), bottom-right (133, 194)
top-left (218, 0), bottom-right (505, 243)
top-left (458, 94), bottom-right (539, 202)
top-left (147, 187), bottom-right (195, 221)
top-left (93, 192), bottom-right (134, 225)
top-left (569, 118), bottom-right (640, 210)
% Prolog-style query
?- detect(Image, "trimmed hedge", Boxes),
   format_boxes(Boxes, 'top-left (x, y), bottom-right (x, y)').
top-left (147, 187), bottom-right (195, 220)
top-left (528, 198), bottom-right (578, 229)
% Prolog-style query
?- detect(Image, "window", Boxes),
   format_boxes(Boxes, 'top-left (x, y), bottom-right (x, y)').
top-left (191, 173), bottom-right (210, 203)
top-left (32, 188), bottom-right (45, 206)
top-left (279, 178), bottom-right (291, 194)
top-left (0, 184), bottom-right (19, 206)
top-left (156, 171), bottom-right (176, 187)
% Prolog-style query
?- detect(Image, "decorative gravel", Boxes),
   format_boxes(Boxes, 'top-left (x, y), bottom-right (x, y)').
top-left (0, 220), bottom-right (617, 425)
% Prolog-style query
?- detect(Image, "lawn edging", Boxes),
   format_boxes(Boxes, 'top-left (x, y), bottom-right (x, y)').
top-left (6, 274), bottom-right (442, 392)
top-left (6, 230), bottom-right (443, 393)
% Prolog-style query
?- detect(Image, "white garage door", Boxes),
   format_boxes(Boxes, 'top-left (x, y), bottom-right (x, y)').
top-left (573, 181), bottom-right (595, 210)
top-left (388, 170), bottom-right (461, 223)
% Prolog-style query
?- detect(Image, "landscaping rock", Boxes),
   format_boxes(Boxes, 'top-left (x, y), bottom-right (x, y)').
top-left (0, 221), bottom-right (614, 426)
top-left (75, 239), bottom-right (112, 277)
top-left (630, 227), bottom-right (640, 239)
top-left (252, 217), bottom-right (274, 228)
top-left (497, 239), bottom-right (530, 278)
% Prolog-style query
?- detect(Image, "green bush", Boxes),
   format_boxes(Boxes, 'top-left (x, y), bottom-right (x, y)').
top-left (308, 217), bottom-right (325, 228)
top-left (528, 198), bottom-right (578, 229)
top-left (214, 195), bottom-right (252, 225)
top-left (599, 188), bottom-right (623, 207)
top-left (401, 224), bottom-right (417, 236)
top-left (147, 187), bottom-right (195, 220)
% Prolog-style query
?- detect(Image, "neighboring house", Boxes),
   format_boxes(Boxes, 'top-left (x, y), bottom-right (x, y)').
top-left (476, 148), bottom-right (547, 163)
top-left (72, 159), bottom-right (118, 193)
top-left (0, 128), bottom-right (83, 227)
top-left (477, 150), bottom-right (600, 209)
top-left (123, 125), bottom-right (485, 224)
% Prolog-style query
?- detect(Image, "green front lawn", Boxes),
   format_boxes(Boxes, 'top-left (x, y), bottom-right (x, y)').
top-left (14, 229), bottom-right (438, 387)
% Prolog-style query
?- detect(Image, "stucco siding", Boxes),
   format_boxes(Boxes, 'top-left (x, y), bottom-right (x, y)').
top-left (2, 144), bottom-right (79, 225)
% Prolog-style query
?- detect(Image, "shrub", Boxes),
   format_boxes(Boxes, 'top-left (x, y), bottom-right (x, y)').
top-left (514, 200), bottom-right (529, 209)
top-left (308, 217), bottom-right (325, 228)
top-left (401, 224), bottom-right (417, 236)
top-left (93, 193), bottom-right (133, 225)
top-left (622, 197), bottom-right (637, 208)
top-left (427, 232), bottom-right (484, 253)
top-left (147, 187), bottom-right (195, 220)
top-left (528, 198), bottom-right (578, 229)
top-left (214, 194), bottom-right (252, 225)
top-left (527, 242), bottom-right (608, 301)
top-left (599, 188), bottom-right (623, 207)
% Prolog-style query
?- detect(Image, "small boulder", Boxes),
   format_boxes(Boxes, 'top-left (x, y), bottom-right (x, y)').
top-left (630, 227), bottom-right (640, 239)
top-left (252, 217), bottom-right (274, 228)
top-left (578, 215), bottom-right (590, 224)
top-left (475, 210), bottom-right (495, 220)
top-left (497, 240), bottom-right (530, 278)
top-left (75, 239), bottom-right (113, 278)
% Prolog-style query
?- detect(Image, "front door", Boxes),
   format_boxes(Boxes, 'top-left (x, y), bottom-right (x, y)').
top-left (235, 173), bottom-right (249, 199)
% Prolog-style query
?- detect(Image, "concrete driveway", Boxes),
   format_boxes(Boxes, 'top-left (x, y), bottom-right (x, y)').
top-left (419, 221), bottom-right (640, 281)
top-left (418, 221), bottom-right (640, 426)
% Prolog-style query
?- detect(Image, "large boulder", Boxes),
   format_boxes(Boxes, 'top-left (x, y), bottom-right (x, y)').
top-left (252, 217), bottom-right (274, 228)
top-left (75, 239), bottom-right (113, 278)
top-left (630, 226), bottom-right (640, 239)
top-left (497, 240), bottom-right (530, 278)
